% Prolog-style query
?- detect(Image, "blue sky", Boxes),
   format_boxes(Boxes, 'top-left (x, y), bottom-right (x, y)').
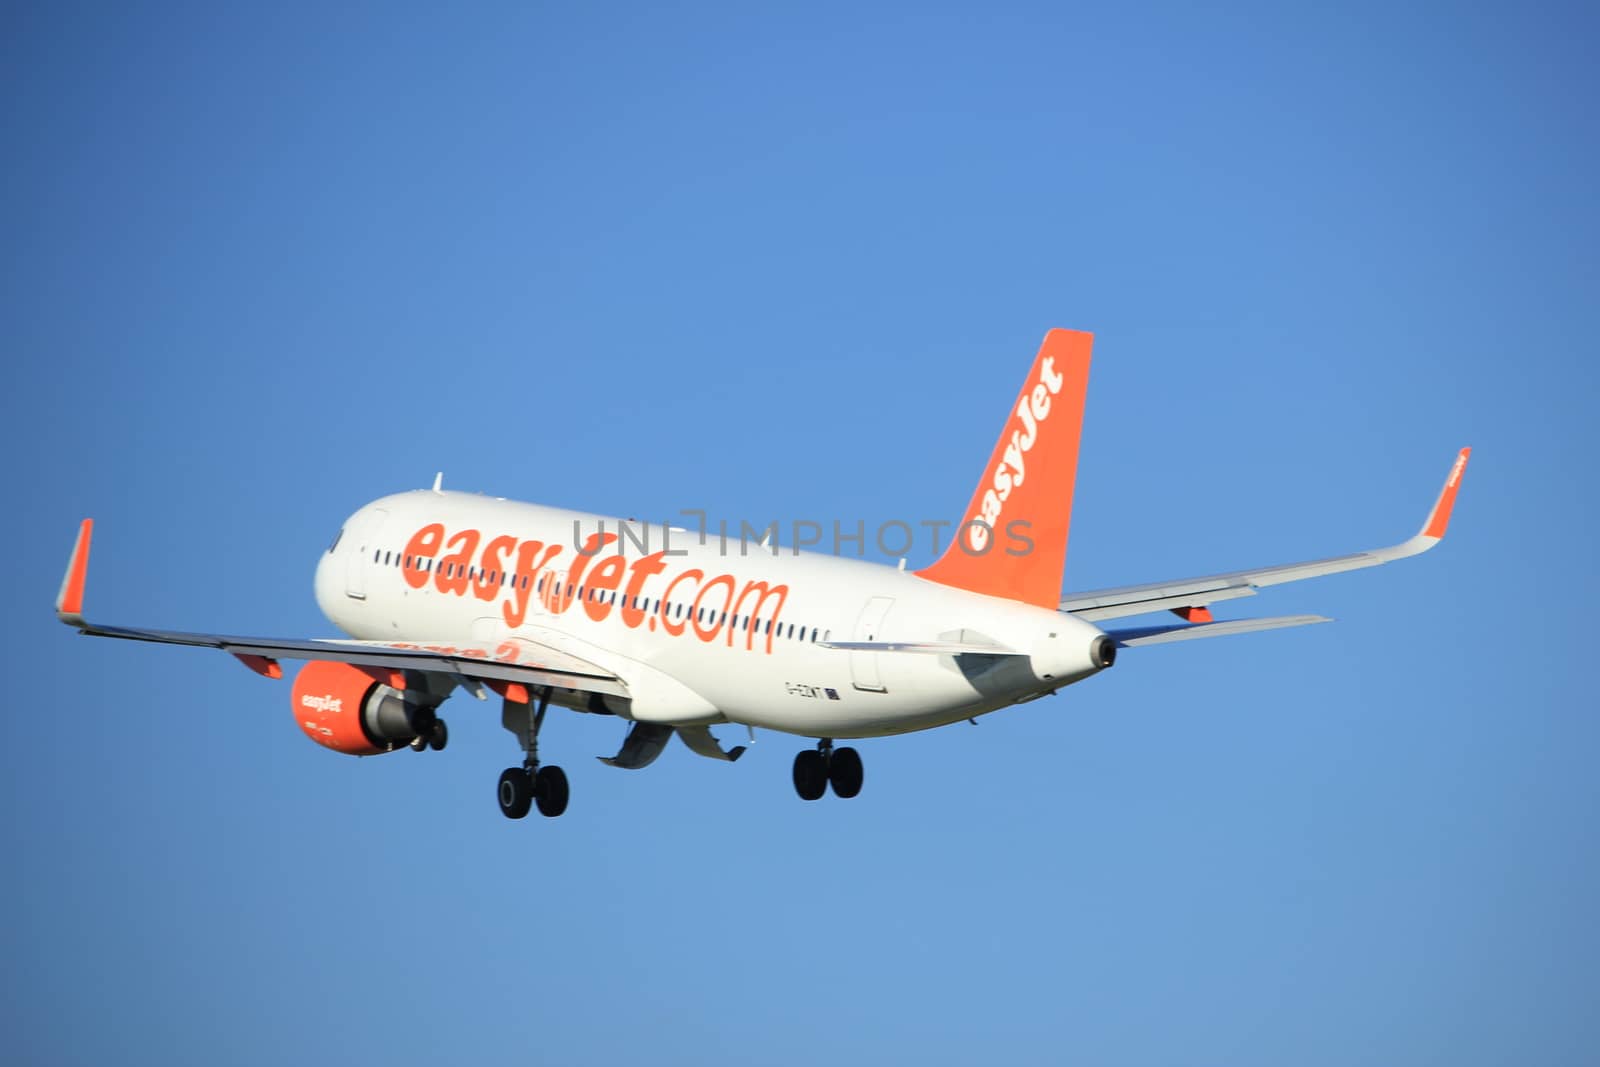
top-left (4, 3), bottom-right (1596, 1064)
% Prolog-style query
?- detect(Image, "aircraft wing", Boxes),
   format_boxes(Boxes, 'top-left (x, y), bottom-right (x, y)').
top-left (54, 520), bottom-right (628, 698)
top-left (1060, 449), bottom-right (1469, 623)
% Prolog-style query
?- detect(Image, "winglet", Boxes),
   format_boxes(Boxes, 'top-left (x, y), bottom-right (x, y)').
top-left (56, 519), bottom-right (93, 628)
top-left (1419, 448), bottom-right (1471, 541)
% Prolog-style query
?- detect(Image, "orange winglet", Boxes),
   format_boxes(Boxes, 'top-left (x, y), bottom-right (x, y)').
top-left (233, 654), bottom-right (284, 680)
top-left (1421, 447), bottom-right (1471, 540)
top-left (1171, 605), bottom-right (1214, 623)
top-left (55, 519), bottom-right (94, 626)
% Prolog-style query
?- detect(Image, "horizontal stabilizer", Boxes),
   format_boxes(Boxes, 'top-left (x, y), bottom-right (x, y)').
top-left (1107, 614), bottom-right (1331, 647)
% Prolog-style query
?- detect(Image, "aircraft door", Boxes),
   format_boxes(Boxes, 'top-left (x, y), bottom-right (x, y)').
top-left (849, 596), bottom-right (895, 693)
top-left (344, 507), bottom-right (390, 600)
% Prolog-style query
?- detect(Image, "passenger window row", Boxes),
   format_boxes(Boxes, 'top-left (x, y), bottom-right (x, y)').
top-left (372, 547), bottom-right (829, 644)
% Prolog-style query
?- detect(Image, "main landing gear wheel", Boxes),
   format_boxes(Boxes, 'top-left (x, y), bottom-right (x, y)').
top-left (793, 741), bottom-right (865, 801)
top-left (428, 719), bottom-right (449, 752)
top-left (498, 768), bottom-right (533, 819)
top-left (793, 749), bottom-right (828, 801)
top-left (535, 765), bottom-right (569, 818)
top-left (828, 747), bottom-right (864, 799)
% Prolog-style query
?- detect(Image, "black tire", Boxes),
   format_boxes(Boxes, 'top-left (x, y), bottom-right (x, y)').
top-left (535, 765), bottom-right (569, 818)
top-left (428, 719), bottom-right (449, 752)
top-left (828, 747), bottom-right (864, 799)
top-left (793, 749), bottom-right (827, 801)
top-left (410, 735), bottom-right (428, 752)
top-left (498, 768), bottom-right (533, 819)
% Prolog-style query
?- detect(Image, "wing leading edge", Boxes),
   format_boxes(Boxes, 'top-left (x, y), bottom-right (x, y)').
top-left (1061, 448), bottom-right (1470, 623)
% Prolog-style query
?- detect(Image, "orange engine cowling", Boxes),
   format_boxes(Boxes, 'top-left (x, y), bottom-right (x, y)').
top-left (291, 660), bottom-right (437, 756)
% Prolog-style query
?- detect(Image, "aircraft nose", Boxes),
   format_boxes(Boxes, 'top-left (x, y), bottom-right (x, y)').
top-left (314, 545), bottom-right (337, 618)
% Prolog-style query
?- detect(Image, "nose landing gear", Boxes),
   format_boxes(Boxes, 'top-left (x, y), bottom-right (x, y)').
top-left (409, 717), bottom-right (449, 752)
top-left (792, 739), bottom-right (864, 801)
top-left (430, 719), bottom-right (448, 751)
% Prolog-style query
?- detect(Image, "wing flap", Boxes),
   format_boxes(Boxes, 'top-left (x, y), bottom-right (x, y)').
top-left (74, 621), bottom-right (630, 697)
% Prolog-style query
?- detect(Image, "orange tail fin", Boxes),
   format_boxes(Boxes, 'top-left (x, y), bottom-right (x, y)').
top-left (916, 329), bottom-right (1093, 608)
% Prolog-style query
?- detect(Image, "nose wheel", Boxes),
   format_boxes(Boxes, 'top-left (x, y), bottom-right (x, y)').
top-left (498, 687), bottom-right (568, 819)
top-left (793, 740), bottom-right (863, 801)
top-left (409, 717), bottom-right (449, 752)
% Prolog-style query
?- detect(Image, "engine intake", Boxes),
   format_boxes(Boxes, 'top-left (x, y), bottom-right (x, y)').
top-left (292, 659), bottom-right (437, 756)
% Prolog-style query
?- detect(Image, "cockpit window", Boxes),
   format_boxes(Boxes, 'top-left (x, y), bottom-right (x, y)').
top-left (328, 527), bottom-right (344, 553)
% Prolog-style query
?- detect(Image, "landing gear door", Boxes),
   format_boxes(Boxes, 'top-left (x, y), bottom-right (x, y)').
top-left (344, 508), bottom-right (389, 600)
top-left (849, 596), bottom-right (894, 693)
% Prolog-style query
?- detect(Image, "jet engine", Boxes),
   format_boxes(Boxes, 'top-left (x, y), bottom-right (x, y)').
top-left (291, 659), bottom-right (442, 756)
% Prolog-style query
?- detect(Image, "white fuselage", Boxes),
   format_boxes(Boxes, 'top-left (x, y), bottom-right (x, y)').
top-left (314, 490), bottom-right (1110, 740)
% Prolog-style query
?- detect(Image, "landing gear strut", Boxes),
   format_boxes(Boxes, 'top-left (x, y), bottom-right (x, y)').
top-left (793, 739), bottom-right (863, 801)
top-left (498, 687), bottom-right (569, 819)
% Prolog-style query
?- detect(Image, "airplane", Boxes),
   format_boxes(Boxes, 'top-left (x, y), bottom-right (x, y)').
top-left (54, 330), bottom-right (1470, 819)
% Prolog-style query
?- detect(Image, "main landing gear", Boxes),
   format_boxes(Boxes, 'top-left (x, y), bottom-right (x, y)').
top-left (499, 686), bottom-right (569, 820)
top-left (793, 739), bottom-right (863, 801)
